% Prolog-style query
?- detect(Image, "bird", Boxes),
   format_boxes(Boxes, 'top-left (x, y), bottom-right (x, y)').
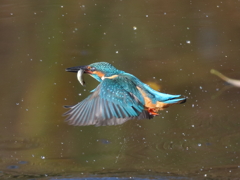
top-left (63, 62), bottom-right (186, 126)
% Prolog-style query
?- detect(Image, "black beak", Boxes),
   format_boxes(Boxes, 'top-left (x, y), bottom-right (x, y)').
top-left (65, 65), bottom-right (88, 73)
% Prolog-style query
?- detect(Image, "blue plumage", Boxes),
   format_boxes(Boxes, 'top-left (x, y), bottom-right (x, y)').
top-left (63, 62), bottom-right (186, 126)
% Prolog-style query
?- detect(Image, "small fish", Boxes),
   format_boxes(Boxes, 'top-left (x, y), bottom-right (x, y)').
top-left (77, 69), bottom-right (85, 86)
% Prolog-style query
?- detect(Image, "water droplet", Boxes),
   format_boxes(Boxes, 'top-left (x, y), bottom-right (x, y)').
top-left (10, 13), bottom-right (13, 15)
top-left (115, 51), bottom-right (118, 54)
top-left (186, 40), bottom-right (191, 44)
top-left (146, 15), bottom-right (148, 17)
top-left (41, 156), bottom-right (45, 159)
top-left (16, 103), bottom-right (19, 105)
top-left (133, 26), bottom-right (137, 30)
top-left (61, 5), bottom-right (63, 8)
top-left (164, 12), bottom-right (167, 15)
top-left (199, 86), bottom-right (202, 89)
top-left (198, 143), bottom-right (201, 147)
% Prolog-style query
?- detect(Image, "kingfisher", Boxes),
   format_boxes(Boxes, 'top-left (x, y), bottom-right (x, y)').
top-left (63, 62), bottom-right (186, 126)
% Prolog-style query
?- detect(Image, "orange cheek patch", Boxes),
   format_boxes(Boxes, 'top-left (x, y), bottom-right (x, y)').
top-left (92, 71), bottom-right (105, 78)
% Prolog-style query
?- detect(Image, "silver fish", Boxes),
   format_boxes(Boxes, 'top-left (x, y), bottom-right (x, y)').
top-left (77, 69), bottom-right (86, 86)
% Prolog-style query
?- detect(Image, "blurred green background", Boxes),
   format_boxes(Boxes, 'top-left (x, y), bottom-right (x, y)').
top-left (0, 0), bottom-right (240, 179)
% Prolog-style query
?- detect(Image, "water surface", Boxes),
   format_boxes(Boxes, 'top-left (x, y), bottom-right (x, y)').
top-left (0, 0), bottom-right (240, 179)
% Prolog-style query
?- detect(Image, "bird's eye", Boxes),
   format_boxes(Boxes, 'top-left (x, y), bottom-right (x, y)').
top-left (90, 67), bottom-right (96, 71)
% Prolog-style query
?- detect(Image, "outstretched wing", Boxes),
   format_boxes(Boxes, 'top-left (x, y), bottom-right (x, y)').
top-left (63, 75), bottom-right (152, 126)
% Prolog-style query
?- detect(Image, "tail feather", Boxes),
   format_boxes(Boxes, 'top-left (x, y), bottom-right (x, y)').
top-left (155, 92), bottom-right (181, 102)
top-left (163, 98), bottom-right (186, 104)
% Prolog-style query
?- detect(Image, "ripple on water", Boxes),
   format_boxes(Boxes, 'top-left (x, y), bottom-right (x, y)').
top-left (0, 137), bottom-right (39, 151)
top-left (159, 140), bottom-right (187, 151)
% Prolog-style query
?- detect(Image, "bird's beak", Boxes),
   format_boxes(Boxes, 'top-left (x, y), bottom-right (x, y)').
top-left (66, 65), bottom-right (88, 86)
top-left (65, 65), bottom-right (88, 73)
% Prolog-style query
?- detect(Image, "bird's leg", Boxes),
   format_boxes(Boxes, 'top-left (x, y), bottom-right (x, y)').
top-left (148, 108), bottom-right (159, 116)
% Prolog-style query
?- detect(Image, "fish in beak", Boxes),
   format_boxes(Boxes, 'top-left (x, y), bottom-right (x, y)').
top-left (66, 65), bottom-right (88, 86)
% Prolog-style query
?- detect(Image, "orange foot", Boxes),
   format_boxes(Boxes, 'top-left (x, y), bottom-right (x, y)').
top-left (148, 108), bottom-right (159, 116)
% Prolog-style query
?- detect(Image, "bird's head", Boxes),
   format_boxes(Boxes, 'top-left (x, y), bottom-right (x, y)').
top-left (66, 62), bottom-right (124, 82)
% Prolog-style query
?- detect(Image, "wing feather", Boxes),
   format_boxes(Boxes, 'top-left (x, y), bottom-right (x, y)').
top-left (63, 75), bottom-right (151, 126)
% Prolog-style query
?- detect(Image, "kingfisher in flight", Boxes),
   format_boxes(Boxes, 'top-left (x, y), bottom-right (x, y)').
top-left (63, 62), bottom-right (186, 126)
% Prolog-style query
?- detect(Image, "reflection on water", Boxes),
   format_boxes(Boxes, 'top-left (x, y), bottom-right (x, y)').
top-left (0, 0), bottom-right (240, 179)
top-left (0, 137), bottom-right (39, 150)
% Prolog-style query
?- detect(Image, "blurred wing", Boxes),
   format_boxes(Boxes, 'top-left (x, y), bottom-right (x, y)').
top-left (63, 75), bottom-right (149, 126)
